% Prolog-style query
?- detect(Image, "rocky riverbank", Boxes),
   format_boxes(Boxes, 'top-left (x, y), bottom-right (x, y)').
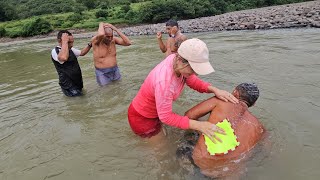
top-left (121, 1), bottom-right (320, 35)
top-left (1, 1), bottom-right (319, 43)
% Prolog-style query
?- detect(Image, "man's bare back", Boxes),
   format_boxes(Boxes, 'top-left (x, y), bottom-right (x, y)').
top-left (181, 83), bottom-right (264, 178)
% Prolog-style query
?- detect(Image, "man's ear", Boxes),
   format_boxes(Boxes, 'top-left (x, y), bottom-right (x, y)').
top-left (233, 90), bottom-right (240, 99)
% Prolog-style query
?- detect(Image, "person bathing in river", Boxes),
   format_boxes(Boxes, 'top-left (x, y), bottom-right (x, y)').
top-left (127, 38), bottom-right (238, 144)
top-left (157, 19), bottom-right (187, 57)
top-left (177, 83), bottom-right (266, 179)
top-left (91, 22), bottom-right (132, 86)
top-left (51, 30), bottom-right (92, 97)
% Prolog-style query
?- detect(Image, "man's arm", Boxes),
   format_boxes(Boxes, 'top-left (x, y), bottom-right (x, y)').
top-left (98, 22), bottom-right (105, 36)
top-left (104, 23), bottom-right (131, 46)
top-left (165, 38), bottom-right (174, 56)
top-left (57, 33), bottom-right (70, 62)
top-left (185, 97), bottom-right (219, 120)
top-left (79, 40), bottom-right (92, 56)
top-left (157, 32), bottom-right (166, 53)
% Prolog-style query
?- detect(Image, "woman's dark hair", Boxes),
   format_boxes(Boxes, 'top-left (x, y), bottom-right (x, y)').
top-left (235, 83), bottom-right (259, 107)
top-left (57, 30), bottom-right (72, 40)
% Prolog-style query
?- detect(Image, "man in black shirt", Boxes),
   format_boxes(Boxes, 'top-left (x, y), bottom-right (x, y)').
top-left (51, 30), bottom-right (92, 97)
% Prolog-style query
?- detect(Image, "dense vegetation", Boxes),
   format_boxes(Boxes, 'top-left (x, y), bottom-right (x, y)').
top-left (0, 0), bottom-right (314, 38)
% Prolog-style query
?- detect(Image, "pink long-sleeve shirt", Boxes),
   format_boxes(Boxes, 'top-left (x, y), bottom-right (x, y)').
top-left (132, 54), bottom-right (211, 129)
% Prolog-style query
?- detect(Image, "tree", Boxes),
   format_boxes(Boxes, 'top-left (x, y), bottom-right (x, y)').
top-left (0, 3), bottom-right (17, 22)
top-left (76, 0), bottom-right (97, 9)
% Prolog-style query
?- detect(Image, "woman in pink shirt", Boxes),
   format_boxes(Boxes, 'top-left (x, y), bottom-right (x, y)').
top-left (128, 38), bottom-right (238, 142)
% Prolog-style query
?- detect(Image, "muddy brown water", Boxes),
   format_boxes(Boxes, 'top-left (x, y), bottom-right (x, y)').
top-left (0, 28), bottom-right (320, 180)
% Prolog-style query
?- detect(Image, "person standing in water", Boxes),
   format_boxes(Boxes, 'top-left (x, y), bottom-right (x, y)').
top-left (91, 22), bottom-right (132, 86)
top-left (51, 30), bottom-right (92, 97)
top-left (128, 38), bottom-right (238, 143)
top-left (177, 83), bottom-right (265, 178)
top-left (156, 19), bottom-right (187, 57)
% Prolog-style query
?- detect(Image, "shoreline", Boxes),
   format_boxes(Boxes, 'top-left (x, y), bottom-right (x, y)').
top-left (0, 1), bottom-right (319, 44)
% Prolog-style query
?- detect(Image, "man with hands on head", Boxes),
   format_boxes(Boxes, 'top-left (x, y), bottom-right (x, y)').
top-left (51, 30), bottom-right (92, 97)
top-left (157, 19), bottom-right (187, 57)
top-left (91, 22), bottom-right (132, 86)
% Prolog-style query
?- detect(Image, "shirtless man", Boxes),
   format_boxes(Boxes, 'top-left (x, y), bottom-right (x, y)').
top-left (91, 22), bottom-right (132, 86)
top-left (156, 19), bottom-right (187, 57)
top-left (177, 83), bottom-right (265, 178)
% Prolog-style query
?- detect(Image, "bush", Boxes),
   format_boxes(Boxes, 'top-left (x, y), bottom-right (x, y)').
top-left (121, 4), bottom-right (131, 13)
top-left (125, 9), bottom-right (141, 23)
top-left (6, 28), bottom-right (24, 38)
top-left (21, 18), bottom-right (53, 37)
top-left (0, 27), bottom-right (6, 37)
top-left (67, 13), bottom-right (83, 23)
top-left (95, 9), bottom-right (108, 18)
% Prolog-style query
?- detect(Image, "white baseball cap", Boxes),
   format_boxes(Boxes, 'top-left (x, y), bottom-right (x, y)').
top-left (177, 38), bottom-right (215, 75)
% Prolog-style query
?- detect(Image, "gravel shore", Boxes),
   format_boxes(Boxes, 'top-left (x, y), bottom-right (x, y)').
top-left (1, 1), bottom-right (319, 43)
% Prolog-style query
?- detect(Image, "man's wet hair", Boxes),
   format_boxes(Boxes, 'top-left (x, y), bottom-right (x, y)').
top-left (166, 19), bottom-right (179, 27)
top-left (104, 27), bottom-right (113, 35)
top-left (235, 83), bottom-right (259, 107)
top-left (57, 30), bottom-right (72, 40)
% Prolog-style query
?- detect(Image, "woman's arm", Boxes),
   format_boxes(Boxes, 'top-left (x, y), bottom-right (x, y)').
top-left (155, 81), bottom-right (224, 142)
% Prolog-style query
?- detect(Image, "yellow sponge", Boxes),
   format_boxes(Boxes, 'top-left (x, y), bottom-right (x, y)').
top-left (204, 119), bottom-right (240, 155)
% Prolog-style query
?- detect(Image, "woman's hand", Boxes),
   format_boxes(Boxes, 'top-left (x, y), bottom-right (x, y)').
top-left (189, 120), bottom-right (225, 143)
top-left (208, 86), bottom-right (239, 104)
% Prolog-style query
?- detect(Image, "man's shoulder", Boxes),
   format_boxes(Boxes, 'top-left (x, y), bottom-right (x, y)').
top-left (51, 46), bottom-right (60, 54)
top-left (180, 34), bottom-right (187, 40)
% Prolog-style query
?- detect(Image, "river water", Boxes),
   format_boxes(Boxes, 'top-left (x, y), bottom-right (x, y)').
top-left (0, 28), bottom-right (319, 180)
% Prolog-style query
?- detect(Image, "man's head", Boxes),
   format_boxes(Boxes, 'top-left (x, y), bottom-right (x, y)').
top-left (95, 27), bottom-right (113, 46)
top-left (57, 30), bottom-right (73, 49)
top-left (166, 19), bottom-right (179, 37)
top-left (234, 83), bottom-right (259, 107)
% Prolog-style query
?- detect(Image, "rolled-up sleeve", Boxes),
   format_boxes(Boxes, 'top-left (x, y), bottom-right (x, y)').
top-left (71, 48), bottom-right (81, 57)
top-left (186, 74), bottom-right (211, 93)
top-left (155, 81), bottom-right (189, 129)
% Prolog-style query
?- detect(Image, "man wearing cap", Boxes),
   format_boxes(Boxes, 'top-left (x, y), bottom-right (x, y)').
top-left (127, 38), bottom-right (239, 142)
top-left (177, 83), bottom-right (265, 178)
top-left (156, 19), bottom-right (187, 57)
top-left (91, 22), bottom-right (132, 86)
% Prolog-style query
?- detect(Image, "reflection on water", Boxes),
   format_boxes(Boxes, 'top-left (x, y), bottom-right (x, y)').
top-left (0, 28), bottom-right (320, 180)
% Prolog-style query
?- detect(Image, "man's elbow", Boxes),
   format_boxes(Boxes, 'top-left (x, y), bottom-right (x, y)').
top-left (184, 110), bottom-right (193, 119)
top-left (126, 41), bottom-right (132, 46)
top-left (160, 47), bottom-right (166, 53)
top-left (80, 51), bottom-right (87, 56)
top-left (58, 56), bottom-right (68, 62)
